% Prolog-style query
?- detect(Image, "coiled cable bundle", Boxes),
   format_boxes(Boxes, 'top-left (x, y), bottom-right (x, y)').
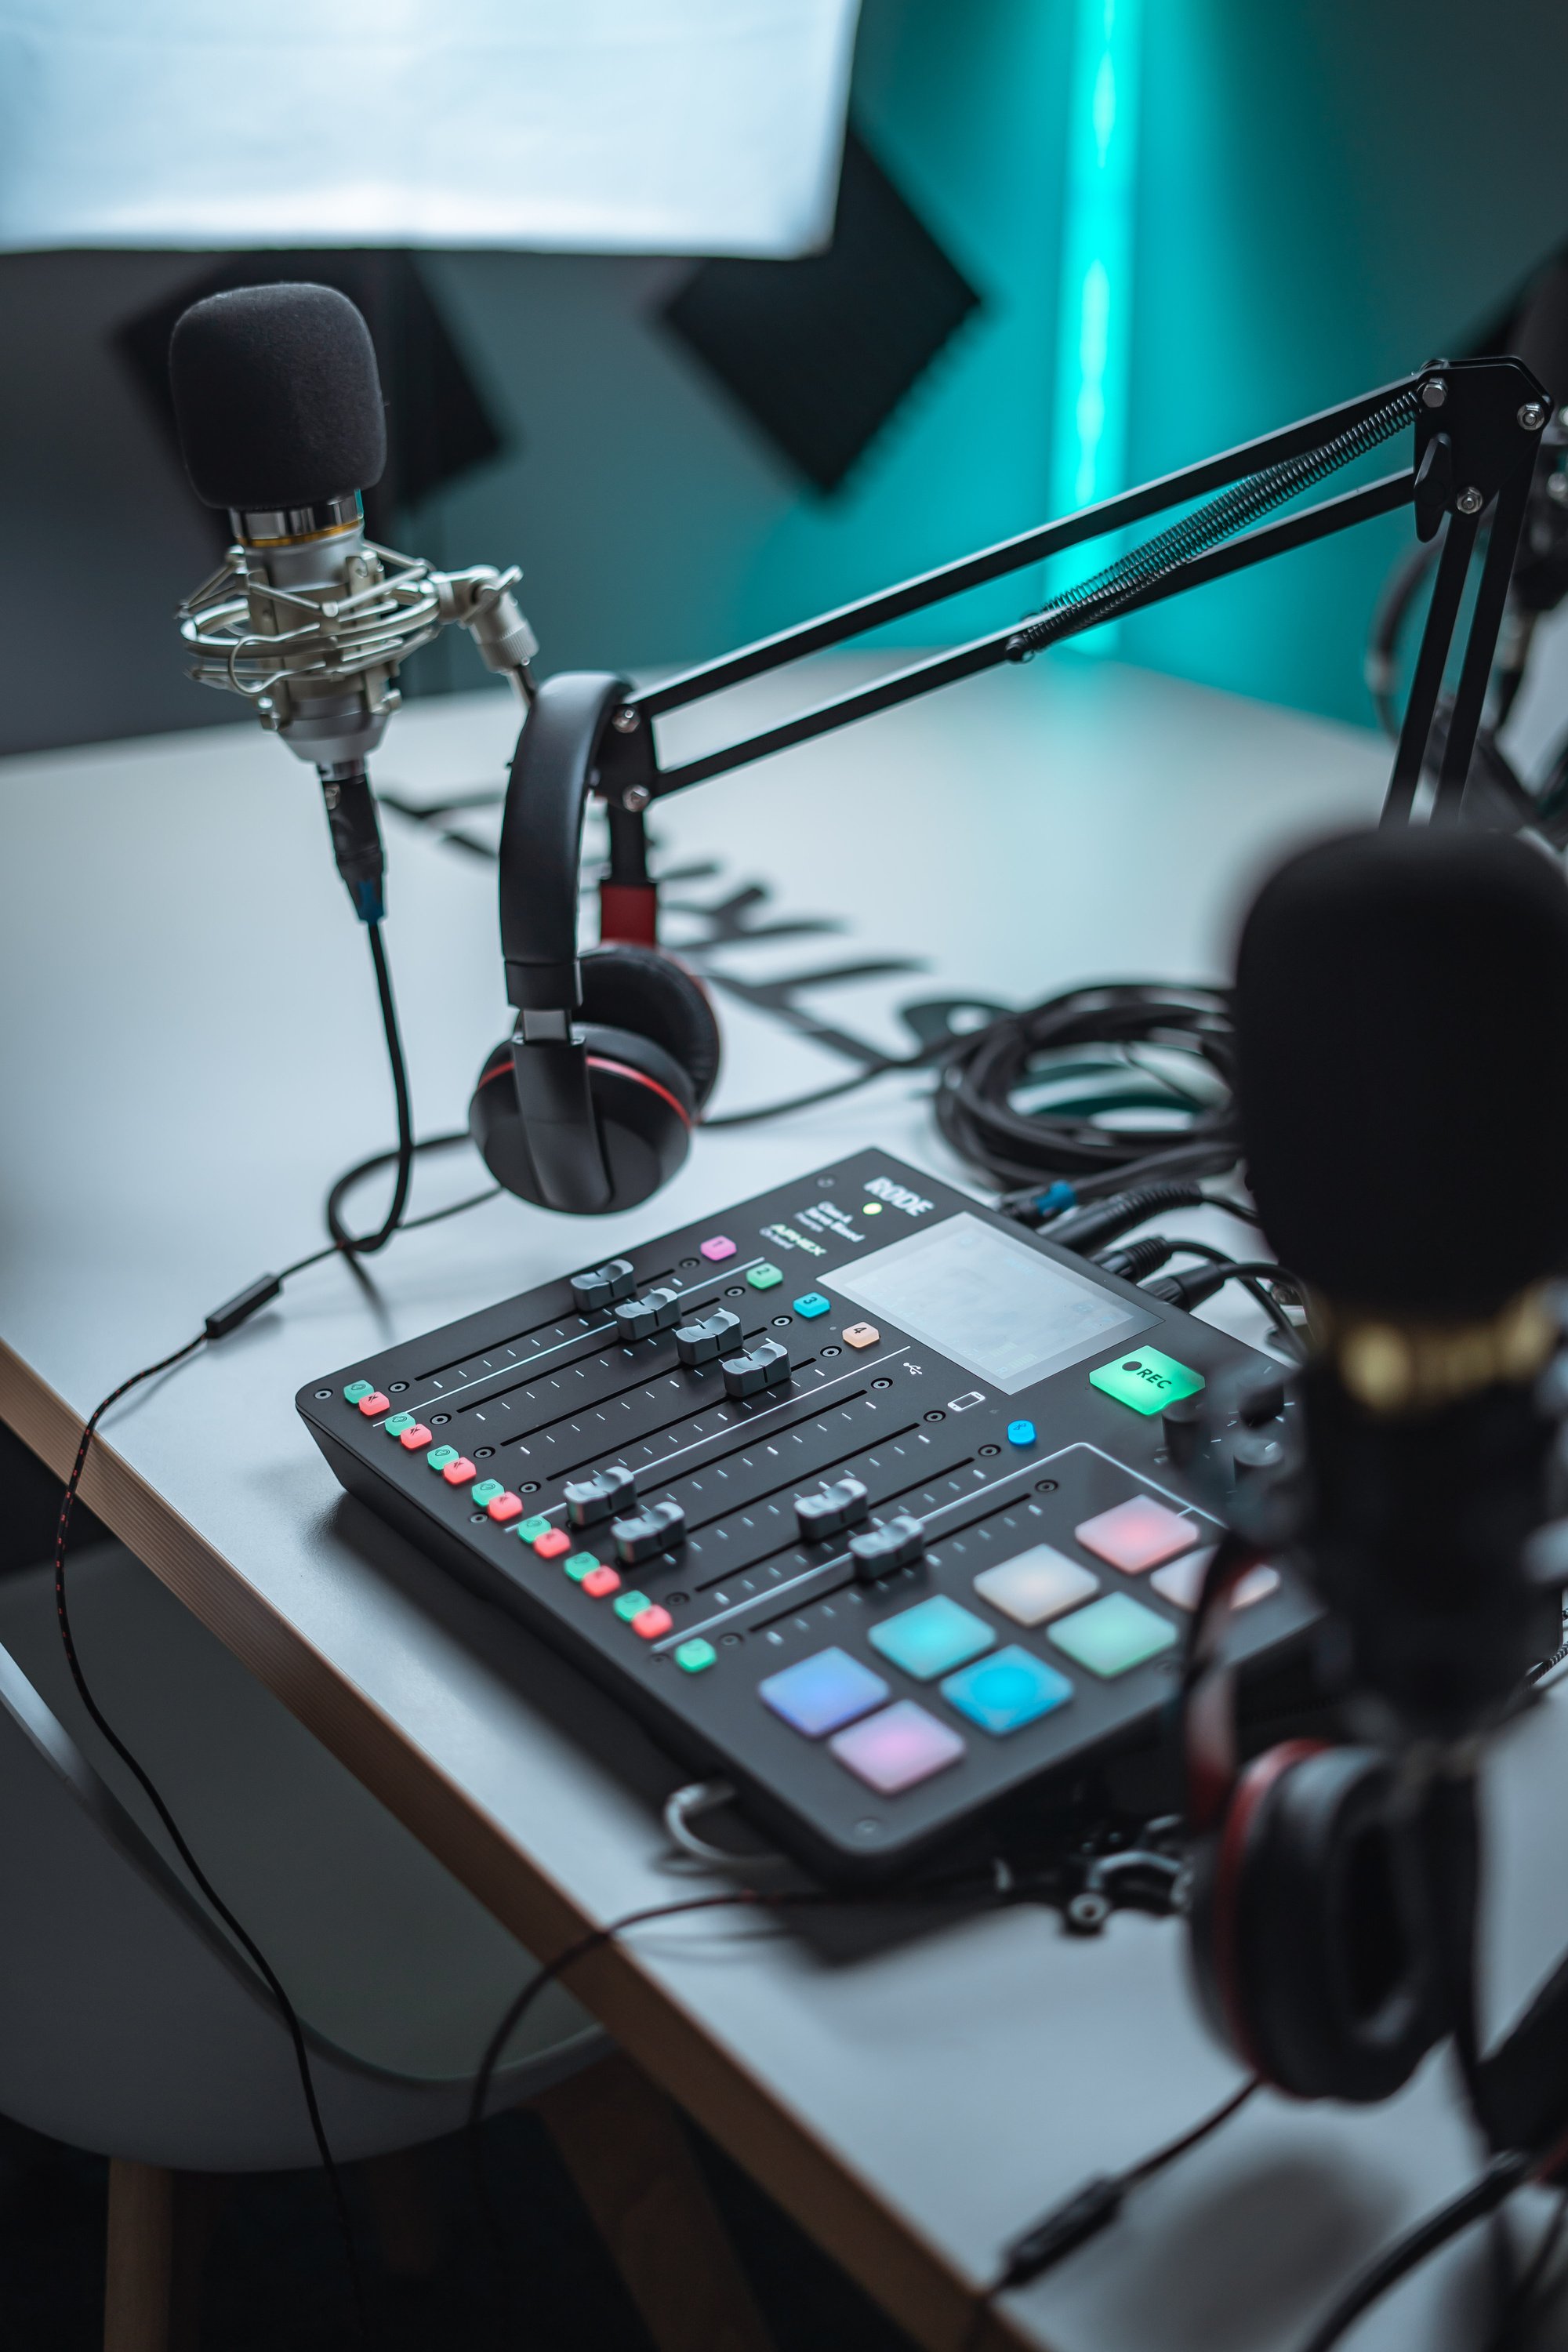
top-left (931, 980), bottom-right (1238, 1203)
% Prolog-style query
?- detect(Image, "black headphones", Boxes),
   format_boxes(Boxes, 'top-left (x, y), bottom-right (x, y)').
top-left (470, 673), bottom-right (720, 1214)
top-left (1181, 1540), bottom-right (1440, 2103)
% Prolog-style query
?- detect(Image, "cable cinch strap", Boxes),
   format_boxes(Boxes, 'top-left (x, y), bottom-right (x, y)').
top-left (1006, 389), bottom-right (1422, 662)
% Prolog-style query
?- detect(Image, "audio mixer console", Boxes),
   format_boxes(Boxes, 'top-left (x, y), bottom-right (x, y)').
top-left (299, 1151), bottom-right (1314, 1878)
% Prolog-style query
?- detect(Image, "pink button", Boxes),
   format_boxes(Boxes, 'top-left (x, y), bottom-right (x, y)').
top-left (631, 1604), bottom-right (673, 1639)
top-left (583, 1565), bottom-right (622, 1599)
top-left (1075, 1495), bottom-right (1199, 1574)
top-left (442, 1456), bottom-right (477, 1484)
top-left (486, 1492), bottom-right (524, 1524)
top-left (398, 1424), bottom-right (433, 1451)
top-left (358, 1392), bottom-right (390, 1417)
top-left (699, 1236), bottom-right (737, 1261)
top-left (829, 1701), bottom-right (965, 1794)
top-left (533, 1527), bottom-right (572, 1559)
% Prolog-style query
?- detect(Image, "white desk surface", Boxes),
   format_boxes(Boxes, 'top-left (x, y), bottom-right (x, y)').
top-left (4, 651), bottom-right (1560, 2350)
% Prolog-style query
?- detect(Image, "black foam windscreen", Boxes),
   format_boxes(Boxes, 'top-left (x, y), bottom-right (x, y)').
top-left (1234, 828), bottom-right (1568, 1316)
top-left (169, 282), bottom-right (387, 510)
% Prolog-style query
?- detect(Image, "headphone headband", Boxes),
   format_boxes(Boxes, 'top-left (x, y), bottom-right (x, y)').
top-left (499, 670), bottom-right (631, 1011)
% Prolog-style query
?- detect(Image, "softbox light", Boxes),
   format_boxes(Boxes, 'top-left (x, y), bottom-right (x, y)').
top-left (0, 0), bottom-right (859, 256)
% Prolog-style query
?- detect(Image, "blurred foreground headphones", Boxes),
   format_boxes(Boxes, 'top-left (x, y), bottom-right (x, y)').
top-left (470, 673), bottom-right (720, 1214)
top-left (1181, 1541), bottom-right (1440, 2103)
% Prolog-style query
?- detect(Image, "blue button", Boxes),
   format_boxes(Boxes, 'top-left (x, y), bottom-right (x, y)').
top-left (793, 1292), bottom-right (831, 1319)
top-left (1006, 1419), bottom-right (1036, 1447)
top-left (941, 1646), bottom-right (1073, 1735)
top-left (869, 1595), bottom-right (994, 1682)
top-left (758, 1647), bottom-right (890, 1737)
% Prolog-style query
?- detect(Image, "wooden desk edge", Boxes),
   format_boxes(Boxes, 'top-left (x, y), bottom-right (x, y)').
top-left (0, 1339), bottom-right (1036, 2352)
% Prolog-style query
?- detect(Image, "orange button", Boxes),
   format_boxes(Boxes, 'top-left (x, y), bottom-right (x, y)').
top-left (486, 1492), bottom-right (524, 1523)
top-left (583, 1565), bottom-right (622, 1599)
top-left (632, 1604), bottom-right (673, 1640)
top-left (442, 1456), bottom-right (477, 1485)
top-left (533, 1526), bottom-right (572, 1558)
top-left (358, 1391), bottom-right (390, 1416)
top-left (398, 1424), bottom-right (433, 1450)
top-left (842, 1323), bottom-right (880, 1349)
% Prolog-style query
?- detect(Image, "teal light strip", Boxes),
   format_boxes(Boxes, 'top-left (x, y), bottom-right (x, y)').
top-left (1049, 0), bottom-right (1143, 638)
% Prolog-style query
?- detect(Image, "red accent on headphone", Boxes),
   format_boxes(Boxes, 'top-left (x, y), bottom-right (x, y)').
top-left (1211, 1737), bottom-right (1330, 2078)
top-left (586, 1056), bottom-right (692, 1127)
top-left (598, 880), bottom-right (659, 946)
top-left (477, 1050), bottom-right (692, 1128)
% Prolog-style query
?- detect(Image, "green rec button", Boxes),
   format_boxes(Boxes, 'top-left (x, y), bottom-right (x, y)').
top-left (1090, 1346), bottom-right (1205, 1417)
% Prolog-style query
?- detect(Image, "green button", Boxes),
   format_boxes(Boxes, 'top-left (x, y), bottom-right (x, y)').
top-left (675, 1638), bottom-right (717, 1674)
top-left (747, 1263), bottom-right (783, 1290)
top-left (517, 1514), bottom-right (552, 1542)
top-left (384, 1411), bottom-right (415, 1437)
top-left (1089, 1346), bottom-right (1204, 1417)
top-left (426, 1445), bottom-right (459, 1472)
top-left (1048, 1593), bottom-right (1178, 1678)
top-left (471, 1478), bottom-right (504, 1505)
top-left (613, 1589), bottom-right (652, 1622)
top-left (343, 1379), bottom-right (374, 1404)
top-left (564, 1552), bottom-right (600, 1582)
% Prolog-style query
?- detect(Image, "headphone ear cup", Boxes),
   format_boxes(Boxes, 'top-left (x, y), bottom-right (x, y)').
top-left (579, 1021), bottom-right (695, 1207)
top-left (470, 1039), bottom-right (553, 1207)
top-left (470, 1025), bottom-right (695, 1214)
top-left (581, 945), bottom-right (722, 1113)
top-left (1188, 1743), bottom-right (1439, 2103)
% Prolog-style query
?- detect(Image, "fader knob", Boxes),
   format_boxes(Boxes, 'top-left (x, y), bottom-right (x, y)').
top-left (613, 1287), bottom-right (683, 1340)
top-left (848, 1513), bottom-right (926, 1579)
top-left (720, 1340), bottom-right (791, 1399)
top-left (612, 1499), bottom-right (687, 1563)
top-left (571, 1257), bottom-right (635, 1312)
top-left (675, 1308), bottom-right (742, 1367)
top-left (564, 1464), bottom-right (639, 1528)
top-left (794, 1476), bottom-right (870, 1542)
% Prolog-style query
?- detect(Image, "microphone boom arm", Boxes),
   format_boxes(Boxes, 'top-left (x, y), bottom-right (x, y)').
top-left (593, 358), bottom-right (1549, 852)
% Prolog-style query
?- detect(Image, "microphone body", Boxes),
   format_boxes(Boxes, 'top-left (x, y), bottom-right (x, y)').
top-left (168, 283), bottom-right (537, 920)
top-left (1230, 825), bottom-right (1568, 1737)
top-left (1292, 1351), bottom-right (1559, 1738)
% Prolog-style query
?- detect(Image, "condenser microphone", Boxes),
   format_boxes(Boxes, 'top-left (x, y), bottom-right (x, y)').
top-left (1232, 826), bottom-right (1568, 1733)
top-left (169, 282), bottom-right (539, 921)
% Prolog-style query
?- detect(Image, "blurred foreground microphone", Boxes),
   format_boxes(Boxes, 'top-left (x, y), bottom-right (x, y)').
top-left (1235, 827), bottom-right (1568, 1735)
top-left (169, 283), bottom-right (538, 921)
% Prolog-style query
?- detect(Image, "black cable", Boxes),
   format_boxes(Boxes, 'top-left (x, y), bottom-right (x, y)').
top-left (326, 918), bottom-right (415, 1256)
top-left (53, 1342), bottom-right (372, 2345)
top-left (933, 982), bottom-right (1237, 1195)
top-left (701, 1054), bottom-right (928, 1129)
top-left (1292, 2152), bottom-right (1530, 2352)
top-left (1486, 2187), bottom-right (1568, 2350)
top-left (1122, 2075), bottom-right (1260, 2184)
top-left (324, 1130), bottom-right (495, 1255)
top-left (465, 1889), bottom-right (799, 2253)
top-left (1145, 1238), bottom-right (1307, 1355)
top-left (958, 2073), bottom-right (1261, 2348)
